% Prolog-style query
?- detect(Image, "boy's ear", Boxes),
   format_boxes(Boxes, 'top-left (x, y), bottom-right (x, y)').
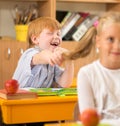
top-left (31, 34), bottom-right (39, 44)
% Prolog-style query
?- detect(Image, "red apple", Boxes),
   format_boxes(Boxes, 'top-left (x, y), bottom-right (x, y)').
top-left (80, 109), bottom-right (100, 126)
top-left (4, 79), bottom-right (19, 94)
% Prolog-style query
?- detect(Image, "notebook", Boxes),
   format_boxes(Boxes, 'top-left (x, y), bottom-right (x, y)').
top-left (29, 88), bottom-right (77, 96)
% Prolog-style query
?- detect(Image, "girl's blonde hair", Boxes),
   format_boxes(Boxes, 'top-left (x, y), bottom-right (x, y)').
top-left (27, 17), bottom-right (61, 46)
top-left (63, 11), bottom-right (120, 60)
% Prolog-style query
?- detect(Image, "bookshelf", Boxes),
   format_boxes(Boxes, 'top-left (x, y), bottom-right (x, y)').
top-left (57, 0), bottom-right (120, 77)
top-left (56, 0), bottom-right (120, 3)
top-left (56, 0), bottom-right (120, 38)
top-left (56, 0), bottom-right (120, 40)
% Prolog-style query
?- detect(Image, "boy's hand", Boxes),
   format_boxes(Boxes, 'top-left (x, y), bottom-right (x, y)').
top-left (51, 47), bottom-right (69, 66)
top-left (35, 49), bottom-right (63, 66)
top-left (32, 47), bottom-right (69, 66)
top-left (47, 47), bottom-right (69, 66)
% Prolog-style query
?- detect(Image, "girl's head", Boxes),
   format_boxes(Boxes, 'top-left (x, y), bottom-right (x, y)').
top-left (96, 12), bottom-right (120, 35)
top-left (96, 12), bottom-right (120, 69)
top-left (63, 12), bottom-right (120, 66)
top-left (27, 17), bottom-right (61, 49)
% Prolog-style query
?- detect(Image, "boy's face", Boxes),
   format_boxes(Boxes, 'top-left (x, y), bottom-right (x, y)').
top-left (33, 28), bottom-right (62, 52)
top-left (96, 23), bottom-right (120, 69)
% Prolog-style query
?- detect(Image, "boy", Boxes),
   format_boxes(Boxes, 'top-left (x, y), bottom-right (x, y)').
top-left (13, 17), bottom-right (74, 89)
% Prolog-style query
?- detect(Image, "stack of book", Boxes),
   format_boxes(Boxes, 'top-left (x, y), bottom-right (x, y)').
top-left (0, 88), bottom-right (77, 100)
top-left (0, 89), bottom-right (37, 100)
top-left (56, 11), bottom-right (99, 41)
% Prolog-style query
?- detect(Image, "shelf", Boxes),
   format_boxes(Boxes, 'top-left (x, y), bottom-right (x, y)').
top-left (57, 0), bottom-right (120, 3)
top-left (0, 0), bottom-right (47, 1)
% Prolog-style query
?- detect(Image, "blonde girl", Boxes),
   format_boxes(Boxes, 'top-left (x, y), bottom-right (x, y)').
top-left (64, 12), bottom-right (120, 119)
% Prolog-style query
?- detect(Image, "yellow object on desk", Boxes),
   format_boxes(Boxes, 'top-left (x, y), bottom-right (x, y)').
top-left (0, 95), bottom-right (77, 124)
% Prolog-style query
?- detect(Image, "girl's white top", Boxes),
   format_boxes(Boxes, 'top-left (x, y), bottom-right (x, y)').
top-left (77, 60), bottom-right (120, 119)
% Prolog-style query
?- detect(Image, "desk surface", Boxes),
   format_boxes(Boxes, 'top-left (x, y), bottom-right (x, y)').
top-left (0, 95), bottom-right (77, 124)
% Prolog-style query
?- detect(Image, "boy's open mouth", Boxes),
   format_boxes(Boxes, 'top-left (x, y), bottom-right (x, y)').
top-left (50, 42), bottom-right (59, 46)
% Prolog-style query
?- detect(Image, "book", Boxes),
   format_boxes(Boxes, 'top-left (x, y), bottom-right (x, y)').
top-left (61, 12), bottom-right (81, 38)
top-left (0, 89), bottom-right (37, 100)
top-left (63, 12), bottom-right (90, 40)
top-left (60, 11), bottom-right (73, 27)
top-left (56, 10), bottom-right (68, 23)
top-left (29, 88), bottom-right (77, 96)
top-left (61, 12), bottom-right (76, 36)
top-left (72, 15), bottom-right (99, 41)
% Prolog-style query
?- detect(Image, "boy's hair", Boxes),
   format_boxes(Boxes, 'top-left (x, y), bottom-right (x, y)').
top-left (63, 12), bottom-right (120, 60)
top-left (27, 17), bottom-right (61, 46)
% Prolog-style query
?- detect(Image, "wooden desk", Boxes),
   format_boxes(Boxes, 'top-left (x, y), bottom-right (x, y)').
top-left (0, 95), bottom-right (77, 124)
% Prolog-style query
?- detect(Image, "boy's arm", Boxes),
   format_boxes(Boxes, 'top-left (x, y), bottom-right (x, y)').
top-left (31, 47), bottom-right (67, 67)
top-left (31, 50), bottom-right (58, 66)
top-left (57, 59), bottom-right (74, 87)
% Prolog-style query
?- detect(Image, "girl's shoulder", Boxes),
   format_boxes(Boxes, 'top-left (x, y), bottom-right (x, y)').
top-left (81, 60), bottom-right (99, 70)
top-left (78, 60), bottom-right (101, 76)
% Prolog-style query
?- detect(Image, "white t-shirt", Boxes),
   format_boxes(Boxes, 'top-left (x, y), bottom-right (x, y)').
top-left (77, 60), bottom-right (120, 119)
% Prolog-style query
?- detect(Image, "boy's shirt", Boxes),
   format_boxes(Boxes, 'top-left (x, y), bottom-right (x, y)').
top-left (13, 46), bottom-right (64, 88)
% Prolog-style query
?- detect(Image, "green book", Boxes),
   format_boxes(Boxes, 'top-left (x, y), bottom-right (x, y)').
top-left (29, 88), bottom-right (77, 96)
